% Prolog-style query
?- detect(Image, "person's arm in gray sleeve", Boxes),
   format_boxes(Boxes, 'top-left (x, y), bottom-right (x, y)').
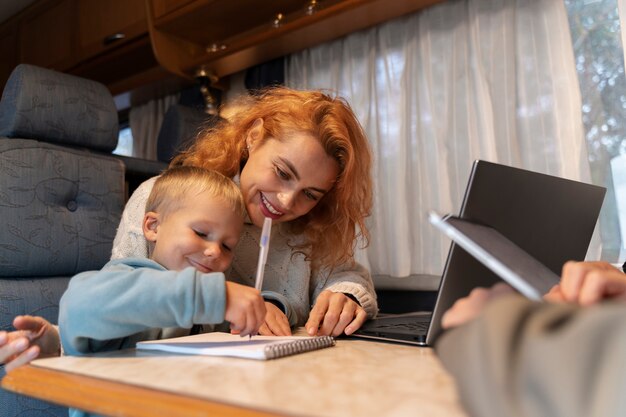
top-left (436, 295), bottom-right (626, 417)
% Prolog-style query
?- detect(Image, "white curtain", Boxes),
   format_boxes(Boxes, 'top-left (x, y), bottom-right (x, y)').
top-left (285, 0), bottom-right (591, 277)
top-left (129, 94), bottom-right (179, 160)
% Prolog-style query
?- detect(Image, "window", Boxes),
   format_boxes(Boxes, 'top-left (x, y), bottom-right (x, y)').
top-left (565, 0), bottom-right (626, 260)
top-left (113, 125), bottom-right (133, 157)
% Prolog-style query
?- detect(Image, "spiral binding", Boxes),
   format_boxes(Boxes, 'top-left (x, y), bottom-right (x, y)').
top-left (263, 336), bottom-right (335, 359)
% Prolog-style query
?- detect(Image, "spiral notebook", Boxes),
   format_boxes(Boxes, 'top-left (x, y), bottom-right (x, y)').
top-left (136, 332), bottom-right (335, 360)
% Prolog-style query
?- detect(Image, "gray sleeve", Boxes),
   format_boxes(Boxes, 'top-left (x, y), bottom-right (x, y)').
top-left (261, 290), bottom-right (298, 327)
top-left (59, 264), bottom-right (226, 355)
top-left (435, 295), bottom-right (626, 417)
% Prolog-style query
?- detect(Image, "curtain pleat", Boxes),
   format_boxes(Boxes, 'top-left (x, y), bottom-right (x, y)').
top-left (129, 94), bottom-right (180, 160)
top-left (285, 0), bottom-right (594, 277)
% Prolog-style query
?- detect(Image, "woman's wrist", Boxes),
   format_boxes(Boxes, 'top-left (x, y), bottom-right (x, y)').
top-left (264, 298), bottom-right (286, 313)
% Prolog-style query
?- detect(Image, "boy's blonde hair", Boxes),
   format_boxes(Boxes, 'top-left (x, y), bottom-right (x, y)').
top-left (146, 166), bottom-right (245, 219)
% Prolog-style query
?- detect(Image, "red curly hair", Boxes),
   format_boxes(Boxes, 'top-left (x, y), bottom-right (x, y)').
top-left (171, 87), bottom-right (372, 271)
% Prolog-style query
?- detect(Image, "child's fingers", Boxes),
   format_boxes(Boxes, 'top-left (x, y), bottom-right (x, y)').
top-left (13, 315), bottom-right (44, 332)
top-left (1, 337), bottom-right (29, 366)
top-left (5, 346), bottom-right (40, 373)
top-left (240, 305), bottom-right (265, 337)
top-left (228, 310), bottom-right (248, 336)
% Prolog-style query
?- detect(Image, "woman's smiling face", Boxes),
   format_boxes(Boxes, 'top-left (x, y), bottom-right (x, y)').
top-left (239, 124), bottom-right (340, 228)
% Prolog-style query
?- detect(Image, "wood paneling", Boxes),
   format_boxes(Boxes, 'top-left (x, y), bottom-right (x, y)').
top-left (0, 20), bottom-right (18, 89)
top-left (0, 0), bottom-right (164, 96)
top-left (146, 0), bottom-right (444, 85)
top-left (150, 0), bottom-right (197, 20)
top-left (3, 0), bottom-right (443, 101)
top-left (76, 0), bottom-right (147, 61)
top-left (19, 0), bottom-right (74, 70)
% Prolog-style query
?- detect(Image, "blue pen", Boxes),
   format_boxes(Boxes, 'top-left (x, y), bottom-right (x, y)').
top-left (251, 217), bottom-right (272, 339)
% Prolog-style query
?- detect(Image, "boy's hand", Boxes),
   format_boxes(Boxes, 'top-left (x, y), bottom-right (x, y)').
top-left (1, 315), bottom-right (60, 373)
top-left (258, 302), bottom-right (291, 336)
top-left (305, 290), bottom-right (367, 337)
top-left (224, 282), bottom-right (266, 337)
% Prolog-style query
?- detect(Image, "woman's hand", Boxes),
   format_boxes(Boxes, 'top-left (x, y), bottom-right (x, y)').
top-left (305, 290), bottom-right (367, 337)
top-left (545, 261), bottom-right (626, 306)
top-left (258, 302), bottom-right (291, 336)
top-left (1, 315), bottom-right (60, 372)
top-left (441, 283), bottom-right (515, 330)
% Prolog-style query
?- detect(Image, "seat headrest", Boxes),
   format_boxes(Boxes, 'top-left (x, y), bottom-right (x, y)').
top-left (0, 64), bottom-right (118, 152)
top-left (156, 104), bottom-right (223, 162)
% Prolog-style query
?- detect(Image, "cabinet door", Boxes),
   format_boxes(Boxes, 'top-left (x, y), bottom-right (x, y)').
top-left (76, 0), bottom-right (147, 61)
top-left (19, 0), bottom-right (74, 70)
top-left (0, 21), bottom-right (18, 92)
top-left (151, 0), bottom-right (198, 20)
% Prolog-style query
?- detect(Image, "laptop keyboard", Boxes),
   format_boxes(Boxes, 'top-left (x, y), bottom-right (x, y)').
top-left (359, 313), bottom-right (432, 334)
top-left (379, 321), bottom-right (429, 332)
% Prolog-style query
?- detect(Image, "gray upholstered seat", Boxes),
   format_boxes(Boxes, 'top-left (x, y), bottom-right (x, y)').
top-left (156, 104), bottom-right (222, 163)
top-left (0, 64), bottom-right (125, 417)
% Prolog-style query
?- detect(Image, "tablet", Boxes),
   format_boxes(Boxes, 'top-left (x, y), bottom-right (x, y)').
top-left (429, 212), bottom-right (560, 300)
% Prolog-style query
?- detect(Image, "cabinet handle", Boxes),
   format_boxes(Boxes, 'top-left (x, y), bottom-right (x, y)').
top-left (103, 33), bottom-right (126, 46)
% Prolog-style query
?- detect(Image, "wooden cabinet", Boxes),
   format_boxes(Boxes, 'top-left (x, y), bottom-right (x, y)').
top-left (1, 0), bottom-right (443, 99)
top-left (150, 0), bottom-right (197, 20)
top-left (19, 0), bottom-right (74, 70)
top-left (76, 0), bottom-right (147, 61)
top-left (146, 0), bottom-right (443, 85)
top-left (0, 21), bottom-right (18, 89)
top-left (0, 0), bottom-right (159, 96)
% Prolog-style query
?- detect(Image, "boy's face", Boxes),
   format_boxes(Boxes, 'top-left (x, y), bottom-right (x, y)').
top-left (143, 191), bottom-right (243, 273)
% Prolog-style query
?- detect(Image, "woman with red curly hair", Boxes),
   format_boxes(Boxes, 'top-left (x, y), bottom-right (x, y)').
top-left (121, 86), bottom-right (378, 335)
top-left (1, 87), bottom-right (377, 369)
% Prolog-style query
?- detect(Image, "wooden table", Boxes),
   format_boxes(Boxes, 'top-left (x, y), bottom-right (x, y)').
top-left (2, 337), bottom-right (468, 417)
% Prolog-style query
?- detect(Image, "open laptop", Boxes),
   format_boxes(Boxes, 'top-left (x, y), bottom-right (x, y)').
top-left (351, 160), bottom-right (606, 346)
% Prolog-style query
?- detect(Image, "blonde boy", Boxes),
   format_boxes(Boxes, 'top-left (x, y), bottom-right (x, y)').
top-left (59, 166), bottom-right (266, 358)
